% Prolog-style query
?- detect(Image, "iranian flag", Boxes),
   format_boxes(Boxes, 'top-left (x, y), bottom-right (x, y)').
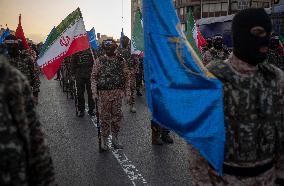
top-left (37, 8), bottom-right (90, 80)
top-left (131, 8), bottom-right (144, 55)
top-left (186, 9), bottom-right (206, 54)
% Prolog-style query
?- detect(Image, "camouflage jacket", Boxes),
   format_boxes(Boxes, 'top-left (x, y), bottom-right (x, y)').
top-left (207, 55), bottom-right (284, 164)
top-left (202, 48), bottom-right (230, 66)
top-left (7, 53), bottom-right (41, 94)
top-left (267, 49), bottom-right (284, 71)
top-left (91, 54), bottom-right (128, 94)
top-left (0, 56), bottom-right (55, 185)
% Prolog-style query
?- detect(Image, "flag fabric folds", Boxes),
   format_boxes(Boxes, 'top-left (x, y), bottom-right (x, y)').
top-left (0, 28), bottom-right (10, 44)
top-left (143, 0), bottom-right (225, 174)
top-left (15, 14), bottom-right (30, 50)
top-left (37, 8), bottom-right (90, 80)
top-left (87, 27), bottom-right (98, 50)
top-left (39, 27), bottom-right (56, 58)
top-left (186, 9), bottom-right (206, 53)
top-left (131, 8), bottom-right (144, 55)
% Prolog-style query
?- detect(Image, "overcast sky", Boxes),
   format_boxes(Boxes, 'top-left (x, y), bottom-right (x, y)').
top-left (0, 0), bottom-right (131, 43)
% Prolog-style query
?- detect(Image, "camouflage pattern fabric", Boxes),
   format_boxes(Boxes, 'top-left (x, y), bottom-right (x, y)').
top-left (136, 58), bottom-right (144, 90)
top-left (267, 49), bottom-right (284, 71)
top-left (97, 89), bottom-right (124, 138)
top-left (93, 55), bottom-right (128, 91)
top-left (202, 48), bottom-right (230, 66)
top-left (91, 54), bottom-right (128, 139)
top-left (126, 56), bottom-right (139, 106)
top-left (0, 55), bottom-right (55, 185)
top-left (7, 52), bottom-right (41, 94)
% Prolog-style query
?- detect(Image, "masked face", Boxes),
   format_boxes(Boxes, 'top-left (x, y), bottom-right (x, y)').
top-left (102, 40), bottom-right (117, 57)
top-left (232, 8), bottom-right (272, 66)
top-left (6, 42), bottom-right (19, 58)
top-left (213, 37), bottom-right (223, 50)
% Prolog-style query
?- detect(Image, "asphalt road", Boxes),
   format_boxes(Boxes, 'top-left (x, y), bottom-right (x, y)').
top-left (37, 75), bottom-right (193, 186)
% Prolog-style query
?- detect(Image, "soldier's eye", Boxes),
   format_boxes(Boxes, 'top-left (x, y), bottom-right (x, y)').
top-left (250, 26), bottom-right (267, 37)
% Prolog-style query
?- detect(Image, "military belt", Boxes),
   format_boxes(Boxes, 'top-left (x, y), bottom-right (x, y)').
top-left (223, 161), bottom-right (273, 177)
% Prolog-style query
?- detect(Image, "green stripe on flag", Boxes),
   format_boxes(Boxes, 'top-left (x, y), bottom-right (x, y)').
top-left (40, 8), bottom-right (82, 56)
top-left (186, 9), bottom-right (202, 61)
top-left (132, 8), bottom-right (144, 52)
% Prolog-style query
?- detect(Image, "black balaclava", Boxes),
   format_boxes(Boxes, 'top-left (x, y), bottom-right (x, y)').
top-left (232, 8), bottom-right (272, 65)
top-left (213, 36), bottom-right (223, 50)
top-left (206, 38), bottom-right (212, 49)
top-left (4, 35), bottom-right (20, 58)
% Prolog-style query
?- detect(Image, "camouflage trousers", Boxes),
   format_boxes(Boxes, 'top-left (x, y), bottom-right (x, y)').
top-left (98, 89), bottom-right (123, 138)
top-left (127, 72), bottom-right (136, 106)
top-left (188, 144), bottom-right (276, 186)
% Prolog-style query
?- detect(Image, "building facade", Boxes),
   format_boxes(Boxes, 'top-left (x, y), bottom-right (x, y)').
top-left (174, 0), bottom-right (271, 31)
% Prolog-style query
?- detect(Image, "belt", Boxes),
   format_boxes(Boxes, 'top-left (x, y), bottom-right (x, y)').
top-left (223, 161), bottom-right (273, 177)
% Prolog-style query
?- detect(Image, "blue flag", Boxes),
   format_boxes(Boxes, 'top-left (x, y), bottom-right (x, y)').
top-left (143, 0), bottom-right (225, 174)
top-left (87, 27), bottom-right (98, 50)
top-left (0, 28), bottom-right (10, 44)
top-left (39, 27), bottom-right (56, 58)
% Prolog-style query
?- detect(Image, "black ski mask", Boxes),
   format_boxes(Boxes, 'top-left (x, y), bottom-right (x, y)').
top-left (232, 8), bottom-right (272, 66)
top-left (213, 36), bottom-right (223, 50)
top-left (4, 35), bottom-right (20, 58)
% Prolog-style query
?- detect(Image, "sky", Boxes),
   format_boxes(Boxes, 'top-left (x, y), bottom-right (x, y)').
top-left (0, 0), bottom-right (131, 43)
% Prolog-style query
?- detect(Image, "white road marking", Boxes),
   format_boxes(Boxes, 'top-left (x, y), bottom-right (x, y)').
top-left (89, 114), bottom-right (148, 186)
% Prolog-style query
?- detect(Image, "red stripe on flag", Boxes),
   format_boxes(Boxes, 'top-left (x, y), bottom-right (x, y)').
top-left (42, 35), bottom-right (90, 80)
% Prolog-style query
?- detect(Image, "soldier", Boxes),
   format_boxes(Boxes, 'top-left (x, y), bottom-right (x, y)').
top-left (0, 55), bottom-right (56, 185)
top-left (188, 8), bottom-right (284, 185)
top-left (71, 49), bottom-right (95, 117)
top-left (91, 39), bottom-right (128, 151)
top-left (268, 33), bottom-right (284, 71)
top-left (118, 36), bottom-right (138, 113)
top-left (4, 34), bottom-right (40, 105)
top-left (151, 120), bottom-right (174, 145)
top-left (202, 35), bottom-right (230, 65)
top-left (136, 55), bottom-right (144, 97)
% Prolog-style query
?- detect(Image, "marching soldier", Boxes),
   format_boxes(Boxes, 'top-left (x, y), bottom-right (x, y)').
top-left (71, 49), bottom-right (95, 117)
top-left (4, 34), bottom-right (40, 105)
top-left (0, 55), bottom-right (56, 185)
top-left (189, 8), bottom-right (284, 185)
top-left (202, 35), bottom-right (230, 65)
top-left (91, 39), bottom-right (128, 151)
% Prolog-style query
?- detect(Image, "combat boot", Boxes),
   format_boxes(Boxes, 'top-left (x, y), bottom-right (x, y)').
top-left (112, 136), bottom-right (123, 149)
top-left (161, 131), bottom-right (174, 144)
top-left (78, 111), bottom-right (85, 117)
top-left (151, 125), bottom-right (163, 145)
top-left (100, 137), bottom-right (109, 152)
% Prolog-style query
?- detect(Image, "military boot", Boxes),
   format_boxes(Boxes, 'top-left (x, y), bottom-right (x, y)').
top-left (151, 125), bottom-right (163, 145)
top-left (100, 137), bottom-right (109, 152)
top-left (161, 130), bottom-right (174, 144)
top-left (112, 136), bottom-right (123, 149)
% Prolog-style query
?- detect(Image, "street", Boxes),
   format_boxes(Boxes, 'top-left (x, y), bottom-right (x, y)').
top-left (37, 75), bottom-right (193, 186)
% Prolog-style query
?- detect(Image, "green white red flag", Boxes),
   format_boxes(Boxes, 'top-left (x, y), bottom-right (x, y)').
top-left (131, 8), bottom-right (144, 55)
top-left (186, 9), bottom-right (206, 60)
top-left (37, 8), bottom-right (90, 80)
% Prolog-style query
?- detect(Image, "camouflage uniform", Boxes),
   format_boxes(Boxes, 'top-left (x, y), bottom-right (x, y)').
top-left (267, 49), bottom-right (284, 71)
top-left (136, 57), bottom-right (144, 94)
top-left (0, 55), bottom-right (55, 185)
top-left (91, 54), bottom-right (128, 139)
top-left (202, 48), bottom-right (230, 66)
top-left (188, 54), bottom-right (284, 185)
top-left (7, 51), bottom-right (41, 96)
top-left (118, 48), bottom-right (139, 107)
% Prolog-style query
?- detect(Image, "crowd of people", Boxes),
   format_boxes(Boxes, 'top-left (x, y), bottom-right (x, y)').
top-left (0, 7), bottom-right (283, 185)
